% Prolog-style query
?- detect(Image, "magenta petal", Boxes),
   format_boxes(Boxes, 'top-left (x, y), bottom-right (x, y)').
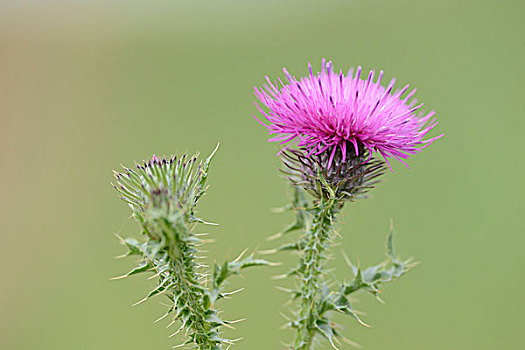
top-left (254, 60), bottom-right (442, 169)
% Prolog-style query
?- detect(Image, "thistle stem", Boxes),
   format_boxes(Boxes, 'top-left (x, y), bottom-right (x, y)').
top-left (293, 199), bottom-right (338, 350)
top-left (148, 217), bottom-right (221, 350)
top-left (172, 258), bottom-right (214, 349)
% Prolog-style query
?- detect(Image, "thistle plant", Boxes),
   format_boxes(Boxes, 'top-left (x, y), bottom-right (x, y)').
top-left (254, 59), bottom-right (443, 349)
top-left (111, 145), bottom-right (271, 349)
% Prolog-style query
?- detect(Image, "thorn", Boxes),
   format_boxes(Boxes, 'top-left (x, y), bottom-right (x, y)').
top-left (168, 326), bottom-right (183, 338)
top-left (271, 274), bottom-right (288, 280)
top-left (148, 270), bottom-right (164, 280)
top-left (356, 317), bottom-right (371, 328)
top-left (222, 323), bottom-right (236, 330)
top-left (225, 337), bottom-right (243, 344)
top-left (275, 286), bottom-right (293, 293)
top-left (166, 318), bottom-right (178, 329)
top-left (279, 311), bottom-right (292, 321)
top-left (333, 229), bottom-right (343, 239)
top-left (259, 248), bottom-right (278, 255)
top-left (110, 275), bottom-right (128, 280)
top-left (233, 248), bottom-right (249, 263)
top-left (131, 296), bottom-right (149, 307)
top-left (266, 232), bottom-right (283, 241)
top-left (283, 298), bottom-right (293, 308)
top-left (333, 336), bottom-right (342, 347)
top-left (354, 309), bottom-right (367, 316)
top-left (154, 311), bottom-right (171, 323)
top-left (271, 206), bottom-right (288, 213)
top-left (407, 262), bottom-right (419, 270)
top-left (227, 317), bottom-right (247, 324)
top-left (341, 336), bottom-right (362, 348)
top-left (222, 288), bottom-right (245, 296)
top-left (194, 232), bottom-right (210, 236)
top-left (113, 232), bottom-right (126, 245)
top-left (330, 341), bottom-right (340, 350)
top-left (199, 219), bottom-right (219, 226)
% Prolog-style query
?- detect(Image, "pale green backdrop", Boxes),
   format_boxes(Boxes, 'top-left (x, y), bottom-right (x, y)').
top-left (1, 0), bottom-right (523, 349)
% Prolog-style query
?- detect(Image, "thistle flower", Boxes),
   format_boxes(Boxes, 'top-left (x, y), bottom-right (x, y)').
top-left (254, 61), bottom-right (437, 349)
top-left (254, 59), bottom-right (442, 170)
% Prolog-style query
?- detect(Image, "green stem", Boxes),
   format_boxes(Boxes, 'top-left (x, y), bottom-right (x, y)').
top-left (293, 199), bottom-right (338, 350)
top-left (173, 261), bottom-right (213, 349)
top-left (167, 221), bottom-right (221, 350)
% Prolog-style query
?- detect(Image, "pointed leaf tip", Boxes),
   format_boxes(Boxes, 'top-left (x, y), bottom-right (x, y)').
top-left (387, 223), bottom-right (395, 260)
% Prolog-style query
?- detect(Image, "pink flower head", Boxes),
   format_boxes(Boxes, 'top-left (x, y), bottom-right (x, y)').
top-left (254, 59), bottom-right (443, 170)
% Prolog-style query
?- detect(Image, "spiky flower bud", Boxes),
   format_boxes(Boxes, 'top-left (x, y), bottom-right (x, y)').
top-left (111, 145), bottom-right (271, 350)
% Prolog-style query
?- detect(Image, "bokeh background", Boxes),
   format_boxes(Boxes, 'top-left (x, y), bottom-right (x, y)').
top-left (1, 0), bottom-right (523, 349)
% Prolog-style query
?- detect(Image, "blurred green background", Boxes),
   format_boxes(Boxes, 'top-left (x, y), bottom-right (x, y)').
top-left (1, 0), bottom-right (523, 349)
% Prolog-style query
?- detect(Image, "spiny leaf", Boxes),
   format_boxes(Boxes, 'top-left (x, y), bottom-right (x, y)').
top-left (204, 310), bottom-right (224, 325)
top-left (112, 261), bottom-right (153, 280)
top-left (124, 238), bottom-right (142, 255)
top-left (342, 231), bottom-right (413, 299)
top-left (315, 319), bottom-right (337, 348)
top-left (213, 253), bottom-right (273, 289)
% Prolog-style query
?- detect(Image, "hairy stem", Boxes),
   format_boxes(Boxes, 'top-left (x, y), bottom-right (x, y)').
top-left (173, 263), bottom-right (215, 349)
top-left (146, 215), bottom-right (222, 350)
top-left (171, 246), bottom-right (214, 349)
top-left (293, 199), bottom-right (338, 350)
